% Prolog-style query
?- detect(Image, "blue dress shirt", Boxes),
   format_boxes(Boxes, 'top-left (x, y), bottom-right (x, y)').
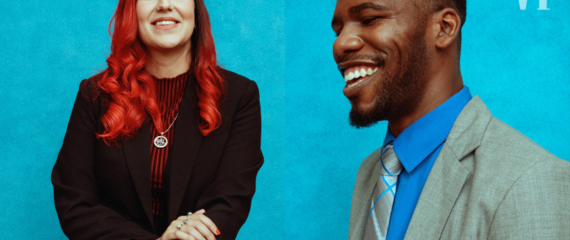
top-left (384, 86), bottom-right (472, 240)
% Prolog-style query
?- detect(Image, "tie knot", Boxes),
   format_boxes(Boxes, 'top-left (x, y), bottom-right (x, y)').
top-left (379, 143), bottom-right (402, 176)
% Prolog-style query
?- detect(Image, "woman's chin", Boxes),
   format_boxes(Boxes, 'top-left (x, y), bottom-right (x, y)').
top-left (149, 40), bottom-right (190, 52)
top-left (157, 43), bottom-right (180, 50)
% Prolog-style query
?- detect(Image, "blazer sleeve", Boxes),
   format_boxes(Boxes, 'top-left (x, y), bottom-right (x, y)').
top-left (488, 157), bottom-right (570, 239)
top-left (51, 80), bottom-right (159, 240)
top-left (195, 80), bottom-right (264, 240)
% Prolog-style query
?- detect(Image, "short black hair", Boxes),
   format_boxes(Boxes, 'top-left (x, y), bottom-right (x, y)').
top-left (416, 0), bottom-right (467, 27)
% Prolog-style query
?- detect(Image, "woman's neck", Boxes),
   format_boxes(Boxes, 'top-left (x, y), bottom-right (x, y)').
top-left (145, 44), bottom-right (192, 79)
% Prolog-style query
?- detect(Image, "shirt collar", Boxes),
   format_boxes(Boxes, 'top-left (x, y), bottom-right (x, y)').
top-left (382, 86), bottom-right (472, 173)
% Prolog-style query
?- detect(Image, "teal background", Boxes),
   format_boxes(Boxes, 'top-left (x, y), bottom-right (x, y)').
top-left (0, 0), bottom-right (568, 239)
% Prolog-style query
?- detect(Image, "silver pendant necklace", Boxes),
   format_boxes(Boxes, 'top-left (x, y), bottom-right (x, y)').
top-left (153, 113), bottom-right (179, 148)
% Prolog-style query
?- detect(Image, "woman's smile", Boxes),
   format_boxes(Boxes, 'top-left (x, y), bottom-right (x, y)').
top-left (152, 17), bottom-right (181, 30)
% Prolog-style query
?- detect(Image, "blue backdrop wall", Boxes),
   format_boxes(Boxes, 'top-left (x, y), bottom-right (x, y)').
top-left (0, 0), bottom-right (568, 239)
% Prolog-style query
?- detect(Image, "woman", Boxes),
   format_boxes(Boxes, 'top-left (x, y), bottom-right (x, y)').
top-left (51, 0), bottom-right (263, 239)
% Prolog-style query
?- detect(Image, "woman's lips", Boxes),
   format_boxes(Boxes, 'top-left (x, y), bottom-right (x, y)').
top-left (151, 18), bottom-right (180, 30)
top-left (153, 21), bottom-right (179, 30)
top-left (342, 65), bottom-right (379, 98)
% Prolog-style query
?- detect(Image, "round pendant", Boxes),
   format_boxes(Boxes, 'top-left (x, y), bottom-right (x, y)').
top-left (154, 136), bottom-right (168, 148)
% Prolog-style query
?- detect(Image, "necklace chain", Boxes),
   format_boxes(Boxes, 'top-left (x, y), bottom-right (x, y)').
top-left (160, 113), bottom-right (179, 135)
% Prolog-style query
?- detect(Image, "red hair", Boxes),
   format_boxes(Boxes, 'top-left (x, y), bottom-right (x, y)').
top-left (86, 0), bottom-right (225, 145)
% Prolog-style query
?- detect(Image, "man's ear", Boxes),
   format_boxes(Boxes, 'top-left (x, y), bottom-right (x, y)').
top-left (431, 8), bottom-right (461, 49)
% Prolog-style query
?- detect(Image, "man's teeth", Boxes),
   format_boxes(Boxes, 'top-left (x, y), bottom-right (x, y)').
top-left (344, 67), bottom-right (378, 83)
top-left (155, 21), bottom-right (176, 26)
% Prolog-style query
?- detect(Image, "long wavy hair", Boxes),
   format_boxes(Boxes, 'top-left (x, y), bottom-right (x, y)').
top-left (86, 0), bottom-right (225, 145)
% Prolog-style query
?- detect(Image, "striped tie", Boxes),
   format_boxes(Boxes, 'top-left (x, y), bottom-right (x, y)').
top-left (363, 143), bottom-right (403, 240)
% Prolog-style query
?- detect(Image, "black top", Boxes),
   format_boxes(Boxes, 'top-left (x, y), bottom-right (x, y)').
top-left (52, 69), bottom-right (263, 240)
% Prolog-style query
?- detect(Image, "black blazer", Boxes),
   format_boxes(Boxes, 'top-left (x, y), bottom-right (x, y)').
top-left (52, 69), bottom-right (263, 240)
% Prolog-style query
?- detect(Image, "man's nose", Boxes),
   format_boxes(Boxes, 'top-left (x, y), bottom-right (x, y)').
top-left (333, 31), bottom-right (364, 60)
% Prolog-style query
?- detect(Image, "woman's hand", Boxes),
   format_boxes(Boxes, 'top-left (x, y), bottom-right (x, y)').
top-left (158, 209), bottom-right (220, 240)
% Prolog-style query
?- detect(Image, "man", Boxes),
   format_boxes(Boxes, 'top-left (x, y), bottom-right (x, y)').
top-left (331, 0), bottom-right (570, 239)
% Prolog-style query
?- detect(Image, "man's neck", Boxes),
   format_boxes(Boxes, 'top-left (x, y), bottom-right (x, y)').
top-left (389, 71), bottom-right (464, 137)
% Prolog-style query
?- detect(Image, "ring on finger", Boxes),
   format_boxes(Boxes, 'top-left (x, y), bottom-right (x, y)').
top-left (183, 219), bottom-right (188, 225)
top-left (187, 212), bottom-right (192, 219)
top-left (177, 223), bottom-right (183, 231)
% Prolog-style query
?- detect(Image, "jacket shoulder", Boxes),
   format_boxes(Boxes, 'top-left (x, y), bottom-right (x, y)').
top-left (219, 68), bottom-right (254, 88)
top-left (440, 105), bottom-right (570, 238)
top-left (451, 96), bottom-right (565, 178)
top-left (218, 68), bottom-right (259, 108)
top-left (78, 72), bottom-right (106, 103)
top-left (73, 72), bottom-right (109, 122)
top-left (460, 115), bottom-right (570, 217)
top-left (208, 68), bottom-right (259, 135)
top-left (476, 117), bottom-right (564, 176)
top-left (486, 119), bottom-right (570, 238)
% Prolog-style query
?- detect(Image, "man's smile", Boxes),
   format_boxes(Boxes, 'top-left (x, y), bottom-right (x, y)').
top-left (338, 61), bottom-right (382, 98)
top-left (344, 65), bottom-right (378, 84)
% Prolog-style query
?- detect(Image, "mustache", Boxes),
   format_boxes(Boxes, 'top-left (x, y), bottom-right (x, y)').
top-left (338, 53), bottom-right (386, 66)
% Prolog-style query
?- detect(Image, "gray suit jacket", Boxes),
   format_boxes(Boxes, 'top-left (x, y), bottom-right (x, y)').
top-left (349, 96), bottom-right (570, 240)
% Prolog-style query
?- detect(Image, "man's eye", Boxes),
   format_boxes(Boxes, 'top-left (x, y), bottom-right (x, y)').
top-left (362, 17), bottom-right (380, 25)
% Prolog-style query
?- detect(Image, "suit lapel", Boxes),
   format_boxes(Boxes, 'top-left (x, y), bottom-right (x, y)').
top-left (404, 96), bottom-right (492, 240)
top-left (349, 147), bottom-right (384, 240)
top-left (403, 145), bottom-right (470, 240)
top-left (122, 121), bottom-right (154, 228)
top-left (166, 73), bottom-right (204, 221)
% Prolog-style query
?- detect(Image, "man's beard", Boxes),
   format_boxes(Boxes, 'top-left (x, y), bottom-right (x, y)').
top-left (349, 22), bottom-right (429, 128)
